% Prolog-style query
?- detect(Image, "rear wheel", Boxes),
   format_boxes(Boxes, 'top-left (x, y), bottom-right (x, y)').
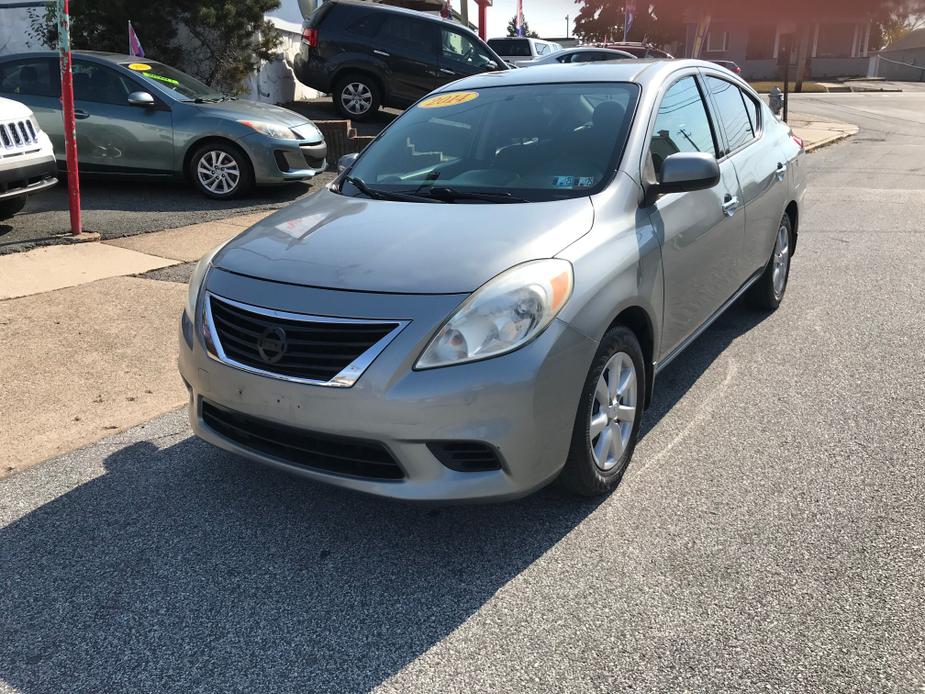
top-left (190, 142), bottom-right (254, 200)
top-left (748, 212), bottom-right (793, 310)
top-left (559, 325), bottom-right (645, 496)
top-left (334, 74), bottom-right (380, 121)
top-left (0, 196), bottom-right (27, 221)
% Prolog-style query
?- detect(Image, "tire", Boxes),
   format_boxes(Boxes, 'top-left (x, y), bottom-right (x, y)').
top-left (334, 73), bottom-right (381, 121)
top-left (559, 325), bottom-right (645, 496)
top-left (0, 196), bottom-right (27, 221)
top-left (748, 212), bottom-right (793, 310)
top-left (190, 142), bottom-right (254, 200)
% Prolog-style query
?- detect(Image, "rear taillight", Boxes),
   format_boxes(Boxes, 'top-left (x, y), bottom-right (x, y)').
top-left (302, 27), bottom-right (318, 47)
top-left (791, 134), bottom-right (804, 150)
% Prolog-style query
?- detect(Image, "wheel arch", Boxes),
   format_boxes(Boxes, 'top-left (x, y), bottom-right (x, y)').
top-left (183, 136), bottom-right (255, 183)
top-left (785, 200), bottom-right (799, 256)
top-left (608, 305), bottom-right (656, 409)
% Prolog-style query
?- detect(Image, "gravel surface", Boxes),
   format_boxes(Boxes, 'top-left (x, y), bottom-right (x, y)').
top-left (1, 92), bottom-right (923, 693)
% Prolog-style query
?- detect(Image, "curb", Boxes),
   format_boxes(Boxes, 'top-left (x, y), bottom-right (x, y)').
top-left (804, 129), bottom-right (859, 153)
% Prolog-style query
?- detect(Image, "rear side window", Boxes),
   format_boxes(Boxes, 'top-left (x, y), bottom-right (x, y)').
top-left (742, 90), bottom-right (761, 134)
top-left (346, 13), bottom-right (383, 37)
top-left (705, 76), bottom-right (754, 155)
top-left (650, 75), bottom-right (717, 176)
top-left (487, 38), bottom-right (531, 56)
top-left (0, 59), bottom-right (59, 98)
top-left (379, 16), bottom-right (436, 55)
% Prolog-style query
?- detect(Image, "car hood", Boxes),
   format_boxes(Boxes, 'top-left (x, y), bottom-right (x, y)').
top-left (214, 187), bottom-right (595, 294)
top-left (194, 99), bottom-right (309, 128)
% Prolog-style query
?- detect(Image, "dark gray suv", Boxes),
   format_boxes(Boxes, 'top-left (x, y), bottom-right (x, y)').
top-left (294, 0), bottom-right (508, 120)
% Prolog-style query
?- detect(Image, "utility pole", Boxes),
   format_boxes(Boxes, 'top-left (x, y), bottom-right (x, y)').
top-left (460, 0), bottom-right (468, 27)
top-left (565, 14), bottom-right (569, 38)
top-left (57, 0), bottom-right (81, 235)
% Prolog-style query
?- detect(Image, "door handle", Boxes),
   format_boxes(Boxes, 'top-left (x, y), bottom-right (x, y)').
top-left (74, 109), bottom-right (89, 120)
top-left (722, 194), bottom-right (739, 217)
top-left (774, 162), bottom-right (787, 181)
top-left (373, 49), bottom-right (390, 57)
top-left (440, 68), bottom-right (456, 75)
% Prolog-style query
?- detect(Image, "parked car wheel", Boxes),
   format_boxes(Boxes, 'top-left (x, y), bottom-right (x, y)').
top-left (190, 142), bottom-right (254, 200)
top-left (334, 74), bottom-right (380, 121)
top-left (748, 212), bottom-right (793, 310)
top-left (559, 325), bottom-right (645, 496)
top-left (0, 196), bottom-right (26, 221)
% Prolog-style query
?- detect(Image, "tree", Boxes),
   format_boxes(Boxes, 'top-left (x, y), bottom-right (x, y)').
top-left (27, 0), bottom-right (281, 94)
top-left (573, 1), bottom-right (683, 45)
top-left (876, 1), bottom-right (925, 47)
top-left (506, 14), bottom-right (540, 38)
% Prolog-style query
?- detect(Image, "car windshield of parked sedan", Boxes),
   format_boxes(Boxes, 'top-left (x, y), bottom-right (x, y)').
top-left (341, 82), bottom-right (639, 203)
top-left (122, 61), bottom-right (224, 102)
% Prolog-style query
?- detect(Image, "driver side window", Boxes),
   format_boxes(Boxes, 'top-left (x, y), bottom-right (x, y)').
top-left (649, 75), bottom-right (718, 177)
top-left (441, 29), bottom-right (494, 67)
top-left (73, 62), bottom-right (137, 105)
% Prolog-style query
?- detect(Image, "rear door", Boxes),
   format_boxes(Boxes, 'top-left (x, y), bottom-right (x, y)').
top-left (703, 72), bottom-right (789, 275)
top-left (439, 28), bottom-right (500, 83)
top-left (0, 58), bottom-right (62, 157)
top-left (71, 60), bottom-right (174, 175)
top-left (373, 15), bottom-right (439, 106)
top-left (643, 73), bottom-right (746, 359)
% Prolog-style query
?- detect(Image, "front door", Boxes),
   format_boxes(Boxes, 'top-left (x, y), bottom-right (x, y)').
top-left (71, 61), bottom-right (174, 175)
top-left (644, 74), bottom-right (746, 359)
top-left (373, 16), bottom-right (439, 106)
top-left (438, 28), bottom-right (499, 84)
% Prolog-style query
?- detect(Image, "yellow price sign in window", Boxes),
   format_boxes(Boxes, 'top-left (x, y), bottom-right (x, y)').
top-left (418, 91), bottom-right (479, 109)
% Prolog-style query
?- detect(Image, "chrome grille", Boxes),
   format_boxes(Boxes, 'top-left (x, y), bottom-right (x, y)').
top-left (204, 293), bottom-right (407, 387)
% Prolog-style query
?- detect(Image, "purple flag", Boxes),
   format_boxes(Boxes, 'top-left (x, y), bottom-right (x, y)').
top-left (128, 21), bottom-right (144, 58)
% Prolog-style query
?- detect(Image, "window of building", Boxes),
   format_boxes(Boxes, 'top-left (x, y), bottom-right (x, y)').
top-left (816, 22), bottom-right (856, 58)
top-left (706, 27), bottom-right (728, 53)
top-left (746, 25), bottom-right (775, 60)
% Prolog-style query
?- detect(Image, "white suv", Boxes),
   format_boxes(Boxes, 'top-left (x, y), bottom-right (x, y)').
top-left (0, 95), bottom-right (56, 220)
top-left (487, 37), bottom-right (563, 67)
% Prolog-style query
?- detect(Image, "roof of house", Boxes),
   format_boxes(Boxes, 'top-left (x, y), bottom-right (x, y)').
top-left (880, 28), bottom-right (925, 53)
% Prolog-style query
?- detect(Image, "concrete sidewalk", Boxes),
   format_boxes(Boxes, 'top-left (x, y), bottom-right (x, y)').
top-left (0, 114), bottom-right (859, 477)
top-left (0, 211), bottom-right (271, 476)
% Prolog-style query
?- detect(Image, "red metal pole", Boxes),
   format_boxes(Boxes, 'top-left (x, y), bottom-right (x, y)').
top-left (57, 0), bottom-right (81, 235)
top-left (478, 0), bottom-right (487, 40)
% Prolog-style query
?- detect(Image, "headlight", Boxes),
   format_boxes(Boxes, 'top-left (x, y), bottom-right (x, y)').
top-left (416, 259), bottom-right (573, 369)
top-left (239, 120), bottom-right (296, 140)
top-left (185, 243), bottom-right (227, 318)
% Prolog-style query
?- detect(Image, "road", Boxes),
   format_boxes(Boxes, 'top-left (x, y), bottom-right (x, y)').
top-left (2, 92), bottom-right (924, 693)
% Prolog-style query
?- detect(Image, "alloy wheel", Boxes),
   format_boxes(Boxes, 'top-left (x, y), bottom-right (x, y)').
top-left (589, 351), bottom-right (638, 471)
top-left (197, 150), bottom-right (241, 196)
top-left (341, 82), bottom-right (372, 115)
top-left (772, 223), bottom-right (790, 299)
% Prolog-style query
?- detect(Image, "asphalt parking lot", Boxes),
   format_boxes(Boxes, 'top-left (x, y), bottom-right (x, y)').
top-left (0, 173), bottom-right (336, 255)
top-left (1, 92), bottom-right (924, 693)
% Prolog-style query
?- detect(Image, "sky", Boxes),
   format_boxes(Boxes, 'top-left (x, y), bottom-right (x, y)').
top-left (269, 0), bottom-right (578, 41)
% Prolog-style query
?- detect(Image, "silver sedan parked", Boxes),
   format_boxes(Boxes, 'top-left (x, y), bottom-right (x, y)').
top-left (180, 60), bottom-right (805, 502)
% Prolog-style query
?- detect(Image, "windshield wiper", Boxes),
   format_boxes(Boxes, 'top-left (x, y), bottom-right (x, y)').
top-left (418, 187), bottom-right (529, 203)
top-left (344, 176), bottom-right (441, 203)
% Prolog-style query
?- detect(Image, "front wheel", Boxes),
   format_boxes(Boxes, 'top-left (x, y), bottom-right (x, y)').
top-left (0, 196), bottom-right (27, 221)
top-left (190, 143), bottom-right (254, 200)
top-left (559, 325), bottom-right (645, 496)
top-left (748, 212), bottom-right (793, 310)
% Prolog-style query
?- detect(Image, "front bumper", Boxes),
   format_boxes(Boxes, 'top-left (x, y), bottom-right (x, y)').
top-left (241, 132), bottom-right (327, 185)
top-left (0, 156), bottom-right (57, 200)
top-left (179, 269), bottom-right (597, 502)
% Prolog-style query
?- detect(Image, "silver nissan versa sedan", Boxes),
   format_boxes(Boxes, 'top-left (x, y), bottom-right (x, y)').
top-left (179, 59), bottom-right (805, 501)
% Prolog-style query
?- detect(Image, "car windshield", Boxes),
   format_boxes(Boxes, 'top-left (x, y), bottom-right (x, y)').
top-left (488, 39), bottom-right (532, 56)
top-left (342, 82), bottom-right (639, 203)
top-left (120, 61), bottom-right (223, 101)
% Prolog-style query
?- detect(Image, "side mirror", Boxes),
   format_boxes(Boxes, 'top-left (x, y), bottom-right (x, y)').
top-left (643, 152), bottom-right (720, 206)
top-left (127, 91), bottom-right (156, 107)
top-left (337, 152), bottom-right (359, 174)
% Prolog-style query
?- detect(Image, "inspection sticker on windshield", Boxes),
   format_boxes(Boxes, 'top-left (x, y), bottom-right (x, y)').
top-left (553, 175), bottom-right (595, 188)
top-left (128, 63), bottom-right (152, 71)
top-left (419, 91), bottom-right (479, 109)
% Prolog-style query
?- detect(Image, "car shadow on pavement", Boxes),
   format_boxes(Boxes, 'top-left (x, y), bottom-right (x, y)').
top-left (0, 301), bottom-right (769, 693)
top-left (0, 435), bottom-right (605, 693)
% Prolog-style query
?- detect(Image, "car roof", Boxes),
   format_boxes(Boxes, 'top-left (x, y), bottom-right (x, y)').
top-left (0, 50), bottom-right (155, 64)
top-left (434, 58), bottom-right (715, 91)
top-left (327, 0), bottom-right (477, 32)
